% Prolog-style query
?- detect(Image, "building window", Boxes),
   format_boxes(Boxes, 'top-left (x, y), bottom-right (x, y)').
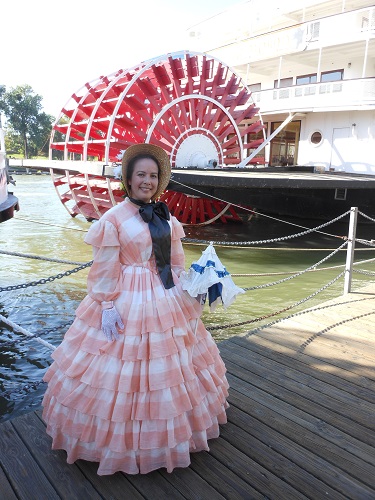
top-left (296, 73), bottom-right (317, 85)
top-left (321, 70), bottom-right (343, 82)
top-left (274, 77), bottom-right (293, 89)
top-left (310, 131), bottom-right (323, 146)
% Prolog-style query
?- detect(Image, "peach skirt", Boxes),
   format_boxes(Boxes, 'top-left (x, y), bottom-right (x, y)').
top-left (42, 268), bottom-right (229, 475)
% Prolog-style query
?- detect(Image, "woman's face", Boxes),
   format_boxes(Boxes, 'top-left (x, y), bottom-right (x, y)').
top-left (128, 157), bottom-right (159, 203)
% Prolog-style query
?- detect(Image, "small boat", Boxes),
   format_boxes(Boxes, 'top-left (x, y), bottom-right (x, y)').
top-left (0, 119), bottom-right (19, 222)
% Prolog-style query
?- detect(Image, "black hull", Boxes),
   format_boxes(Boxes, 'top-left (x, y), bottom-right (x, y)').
top-left (169, 167), bottom-right (375, 221)
top-left (0, 193), bottom-right (19, 223)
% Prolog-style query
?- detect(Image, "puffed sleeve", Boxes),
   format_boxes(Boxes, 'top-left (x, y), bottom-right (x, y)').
top-left (170, 216), bottom-right (186, 277)
top-left (84, 219), bottom-right (121, 307)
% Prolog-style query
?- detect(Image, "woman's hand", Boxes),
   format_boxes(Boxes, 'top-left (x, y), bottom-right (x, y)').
top-left (101, 306), bottom-right (124, 341)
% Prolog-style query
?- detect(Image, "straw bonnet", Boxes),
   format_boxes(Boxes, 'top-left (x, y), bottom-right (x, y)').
top-left (121, 143), bottom-right (171, 201)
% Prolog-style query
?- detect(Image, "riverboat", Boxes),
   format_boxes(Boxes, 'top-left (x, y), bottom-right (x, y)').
top-left (34, 0), bottom-right (375, 223)
top-left (0, 119), bottom-right (19, 222)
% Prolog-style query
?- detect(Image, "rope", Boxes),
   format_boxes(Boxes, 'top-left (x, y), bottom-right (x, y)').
top-left (0, 249), bottom-right (87, 266)
top-left (171, 178), bottom-right (349, 239)
top-left (358, 211), bottom-right (375, 223)
top-left (231, 255), bottom-right (375, 277)
top-left (13, 216), bottom-right (89, 232)
top-left (0, 314), bottom-right (56, 351)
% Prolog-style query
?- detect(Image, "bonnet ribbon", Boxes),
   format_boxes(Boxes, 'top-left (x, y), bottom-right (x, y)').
top-left (129, 198), bottom-right (175, 289)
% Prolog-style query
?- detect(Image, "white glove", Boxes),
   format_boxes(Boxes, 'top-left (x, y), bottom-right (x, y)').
top-left (101, 306), bottom-right (124, 341)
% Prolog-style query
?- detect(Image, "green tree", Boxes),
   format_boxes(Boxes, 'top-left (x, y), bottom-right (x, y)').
top-left (0, 84), bottom-right (54, 158)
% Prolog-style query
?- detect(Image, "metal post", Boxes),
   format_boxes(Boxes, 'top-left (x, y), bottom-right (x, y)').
top-left (344, 207), bottom-right (358, 294)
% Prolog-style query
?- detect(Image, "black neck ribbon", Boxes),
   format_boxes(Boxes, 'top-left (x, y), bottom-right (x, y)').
top-left (129, 198), bottom-right (175, 289)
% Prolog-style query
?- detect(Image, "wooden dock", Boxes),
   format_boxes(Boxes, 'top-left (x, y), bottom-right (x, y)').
top-left (1, 284), bottom-right (375, 499)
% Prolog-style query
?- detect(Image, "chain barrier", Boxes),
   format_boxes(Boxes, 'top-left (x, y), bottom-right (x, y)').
top-left (0, 249), bottom-right (86, 266)
top-left (182, 210), bottom-right (349, 247)
top-left (0, 379), bottom-right (46, 400)
top-left (353, 269), bottom-right (375, 277)
top-left (242, 240), bottom-right (347, 291)
top-left (0, 261), bottom-right (93, 292)
top-left (1, 206), bottom-right (374, 402)
top-left (207, 271), bottom-right (345, 331)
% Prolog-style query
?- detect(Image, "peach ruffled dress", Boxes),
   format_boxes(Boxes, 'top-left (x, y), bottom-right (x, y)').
top-left (42, 198), bottom-right (229, 475)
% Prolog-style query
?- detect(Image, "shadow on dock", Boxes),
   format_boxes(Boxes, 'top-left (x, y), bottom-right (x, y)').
top-left (1, 285), bottom-right (374, 499)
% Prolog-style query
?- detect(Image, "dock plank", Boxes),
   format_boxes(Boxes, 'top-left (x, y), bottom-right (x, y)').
top-left (221, 340), bottom-right (374, 433)
top-left (230, 334), bottom-right (375, 403)
top-left (0, 420), bottom-right (59, 499)
top-left (227, 389), bottom-right (358, 499)
top-left (189, 451), bottom-right (263, 499)
top-left (0, 465), bottom-right (18, 500)
top-left (0, 283), bottom-right (374, 499)
top-left (12, 412), bottom-right (103, 499)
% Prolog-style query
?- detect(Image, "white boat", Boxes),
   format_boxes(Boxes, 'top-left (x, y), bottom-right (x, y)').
top-left (0, 118), bottom-right (19, 222)
top-left (187, 0), bottom-right (375, 175)
top-left (16, 0), bottom-right (374, 223)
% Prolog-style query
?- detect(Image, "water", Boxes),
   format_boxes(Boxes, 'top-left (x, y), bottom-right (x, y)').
top-left (1, 175), bottom-right (374, 421)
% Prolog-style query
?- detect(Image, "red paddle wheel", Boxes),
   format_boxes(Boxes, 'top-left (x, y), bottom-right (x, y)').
top-left (49, 51), bottom-right (265, 223)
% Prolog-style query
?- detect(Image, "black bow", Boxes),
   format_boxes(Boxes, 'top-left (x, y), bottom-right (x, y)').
top-left (129, 198), bottom-right (175, 289)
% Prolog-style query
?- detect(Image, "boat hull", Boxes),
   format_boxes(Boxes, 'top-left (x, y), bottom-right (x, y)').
top-left (169, 167), bottom-right (375, 220)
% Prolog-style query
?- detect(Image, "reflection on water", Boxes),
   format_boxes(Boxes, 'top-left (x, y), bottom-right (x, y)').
top-left (1, 175), bottom-right (374, 421)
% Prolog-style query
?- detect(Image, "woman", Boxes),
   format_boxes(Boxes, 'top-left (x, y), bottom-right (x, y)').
top-left (42, 143), bottom-right (229, 475)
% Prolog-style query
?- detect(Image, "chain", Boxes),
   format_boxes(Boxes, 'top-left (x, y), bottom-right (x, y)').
top-left (207, 271), bottom-right (345, 331)
top-left (0, 379), bottom-right (46, 399)
top-left (0, 261), bottom-right (93, 292)
top-left (353, 269), bottom-right (375, 277)
top-left (358, 211), bottom-right (375, 223)
top-left (242, 241), bottom-right (347, 291)
top-left (182, 211), bottom-right (349, 247)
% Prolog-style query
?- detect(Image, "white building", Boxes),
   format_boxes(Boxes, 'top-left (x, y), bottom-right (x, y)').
top-left (186, 0), bottom-right (375, 174)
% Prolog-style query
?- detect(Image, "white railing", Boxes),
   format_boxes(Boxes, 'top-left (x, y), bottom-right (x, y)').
top-left (252, 78), bottom-right (375, 113)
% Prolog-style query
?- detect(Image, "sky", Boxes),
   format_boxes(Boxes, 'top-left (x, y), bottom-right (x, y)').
top-left (2, 0), bottom-right (243, 117)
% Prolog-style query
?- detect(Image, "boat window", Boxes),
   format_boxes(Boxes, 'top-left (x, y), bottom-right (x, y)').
top-left (321, 70), bottom-right (343, 82)
top-left (274, 78), bottom-right (293, 89)
top-left (296, 74), bottom-right (317, 85)
top-left (310, 131), bottom-right (323, 146)
top-left (269, 121), bottom-right (301, 166)
top-left (249, 83), bottom-right (261, 92)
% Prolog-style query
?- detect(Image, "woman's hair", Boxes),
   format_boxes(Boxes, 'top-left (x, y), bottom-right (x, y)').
top-left (126, 154), bottom-right (160, 192)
